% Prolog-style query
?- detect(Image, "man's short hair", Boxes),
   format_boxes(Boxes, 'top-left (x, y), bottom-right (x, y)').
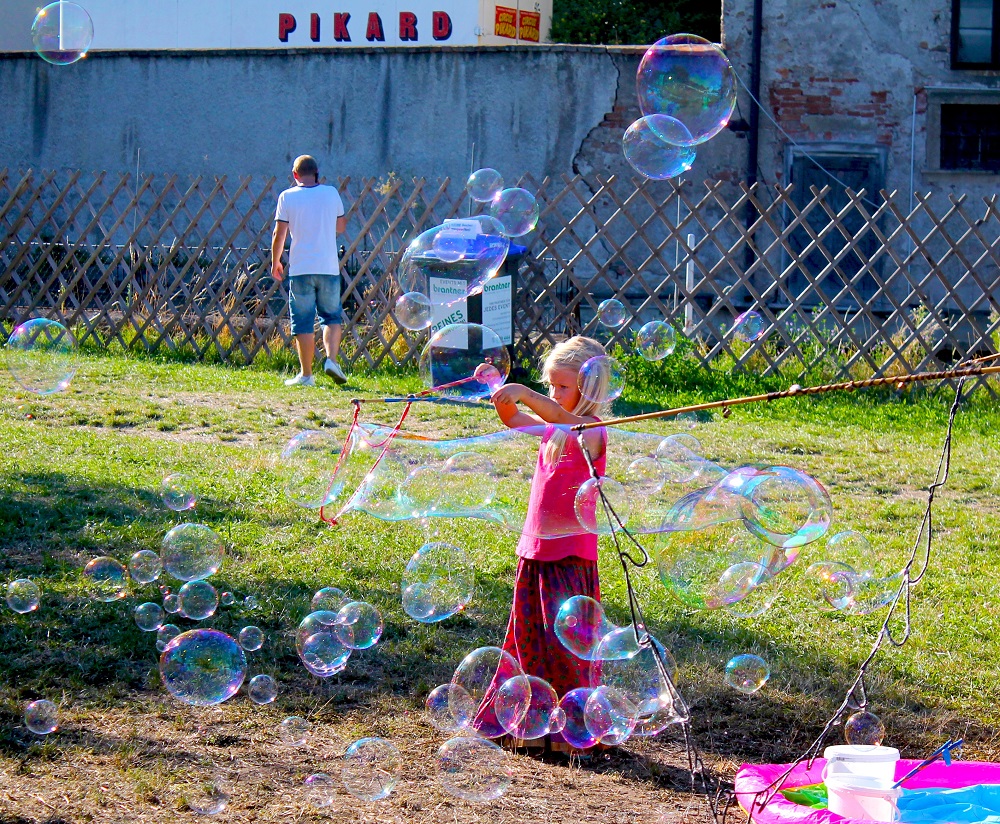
top-left (293, 155), bottom-right (319, 178)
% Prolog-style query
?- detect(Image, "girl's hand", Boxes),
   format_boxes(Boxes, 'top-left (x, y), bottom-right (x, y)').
top-left (490, 383), bottom-right (526, 406)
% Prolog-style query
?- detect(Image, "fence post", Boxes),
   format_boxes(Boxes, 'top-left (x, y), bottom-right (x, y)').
top-left (684, 232), bottom-right (695, 334)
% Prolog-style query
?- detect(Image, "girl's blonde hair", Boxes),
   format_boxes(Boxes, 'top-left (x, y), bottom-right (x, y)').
top-left (541, 335), bottom-right (609, 464)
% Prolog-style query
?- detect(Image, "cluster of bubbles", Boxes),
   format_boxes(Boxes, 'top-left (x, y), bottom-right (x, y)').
top-left (625, 34), bottom-right (737, 181)
top-left (4, 318), bottom-right (79, 395)
top-left (295, 587), bottom-right (384, 679)
top-left (31, 1), bottom-right (94, 66)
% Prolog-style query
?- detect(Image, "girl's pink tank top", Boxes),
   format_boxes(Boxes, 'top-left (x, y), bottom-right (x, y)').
top-left (516, 423), bottom-right (608, 563)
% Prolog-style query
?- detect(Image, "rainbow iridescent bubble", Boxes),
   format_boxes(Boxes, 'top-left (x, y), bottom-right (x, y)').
top-left (578, 354), bottom-right (625, 404)
top-left (554, 595), bottom-right (619, 661)
top-left (636, 321), bottom-right (677, 361)
top-left (296, 611), bottom-right (351, 677)
top-left (5, 318), bottom-right (79, 394)
top-left (732, 310), bottom-right (766, 342)
top-left (83, 557), bottom-right (129, 602)
top-left (724, 653), bottom-right (770, 695)
top-left (161, 523), bottom-right (224, 582)
top-left (597, 299), bottom-right (628, 328)
top-left (159, 629), bottom-right (247, 706)
top-left (311, 587), bottom-right (349, 612)
top-left (467, 168), bottom-right (504, 203)
top-left (559, 688), bottom-right (600, 749)
top-left (394, 291), bottom-right (432, 331)
top-left (497, 675), bottom-right (560, 740)
top-left (489, 188), bottom-right (539, 237)
top-left (31, 2), bottom-right (94, 65)
top-left (436, 736), bottom-right (513, 802)
top-left (24, 699), bottom-right (59, 734)
top-left (247, 674), bottom-right (277, 704)
top-left (341, 738), bottom-right (402, 801)
top-left (128, 550), bottom-right (162, 585)
top-left (7, 578), bottom-right (40, 614)
top-left (334, 601), bottom-right (384, 649)
top-left (178, 580), bottom-right (218, 621)
top-left (401, 541), bottom-right (475, 623)
top-left (452, 646), bottom-right (524, 739)
top-left (134, 602), bottom-right (165, 632)
top-left (418, 323), bottom-right (510, 400)
top-left (623, 115), bottom-right (697, 180)
top-left (161, 473), bottom-right (197, 512)
top-left (845, 710), bottom-right (885, 746)
top-left (426, 683), bottom-right (476, 734)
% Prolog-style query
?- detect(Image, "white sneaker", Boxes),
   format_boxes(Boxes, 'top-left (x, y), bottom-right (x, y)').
top-left (284, 373), bottom-right (316, 387)
top-left (324, 358), bottom-right (347, 385)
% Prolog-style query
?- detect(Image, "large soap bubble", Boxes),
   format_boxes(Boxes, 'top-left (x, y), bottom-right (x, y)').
top-left (311, 586), bottom-right (350, 612)
top-left (281, 430), bottom-right (343, 509)
top-left (636, 34), bottom-right (737, 145)
top-left (467, 168), bottom-right (505, 202)
top-left (178, 580), bottom-right (218, 620)
top-left (636, 321), bottom-right (677, 360)
top-left (334, 601), bottom-right (384, 649)
top-left (489, 188), bottom-right (539, 237)
top-left (418, 323), bottom-right (510, 400)
top-left (247, 674), bottom-right (277, 704)
top-left (24, 699), bottom-right (59, 734)
top-left (724, 653), bottom-right (770, 694)
top-left (296, 610), bottom-right (352, 677)
top-left (401, 541), bottom-right (475, 623)
top-left (584, 685), bottom-right (638, 745)
top-left (740, 466), bottom-right (832, 548)
top-left (591, 630), bottom-right (679, 728)
top-left (394, 291), bottom-right (432, 331)
top-left (554, 595), bottom-right (619, 661)
top-left (31, 2), bottom-right (94, 65)
top-left (436, 736), bottom-right (513, 802)
top-left (597, 299), bottom-right (627, 328)
top-left (426, 683), bottom-right (476, 733)
top-left (558, 688), bottom-right (600, 749)
top-left (452, 646), bottom-right (524, 739)
top-left (498, 675), bottom-right (560, 739)
top-left (7, 578), bottom-right (40, 613)
top-left (341, 738), bottom-right (402, 801)
top-left (844, 710), bottom-right (885, 746)
top-left (5, 318), bottom-right (79, 394)
top-left (161, 473), bottom-right (197, 512)
top-left (135, 602), bottom-right (165, 632)
top-left (83, 557), bottom-right (129, 602)
top-left (579, 354), bottom-right (625, 404)
top-left (128, 549), bottom-right (162, 585)
top-left (623, 115), bottom-right (697, 180)
top-left (159, 629), bottom-right (247, 706)
top-left (575, 476), bottom-right (629, 535)
top-left (161, 523), bottom-right (224, 582)
top-left (732, 310), bottom-right (766, 342)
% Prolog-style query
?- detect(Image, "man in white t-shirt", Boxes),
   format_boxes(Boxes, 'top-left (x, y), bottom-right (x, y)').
top-left (271, 155), bottom-right (348, 386)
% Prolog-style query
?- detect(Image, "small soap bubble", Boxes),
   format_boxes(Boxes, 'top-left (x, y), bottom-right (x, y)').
top-left (497, 675), bottom-right (560, 740)
top-left (24, 699), bottom-right (58, 735)
top-left (623, 115), bottom-right (696, 180)
top-left (163, 593), bottom-right (181, 614)
top-left (575, 476), bottom-right (630, 535)
top-left (280, 716), bottom-right (311, 746)
top-left (436, 736), bottom-right (513, 802)
top-left (554, 596), bottom-right (618, 661)
top-left (7, 578), bottom-right (40, 613)
top-left (395, 291), bottom-right (433, 331)
top-left (135, 602), bottom-right (165, 632)
top-left (426, 683), bottom-right (476, 734)
top-left (247, 674), bottom-right (277, 705)
top-left (597, 298), bottom-right (627, 328)
top-left (578, 354), bottom-right (625, 404)
top-left (305, 772), bottom-right (336, 808)
top-left (334, 601), bottom-right (384, 649)
top-left (4, 317), bottom-right (79, 393)
top-left (244, 595), bottom-right (258, 610)
top-left (156, 623), bottom-right (181, 651)
top-left (732, 310), bottom-right (766, 342)
top-left (311, 587), bottom-right (349, 612)
top-left (186, 775), bottom-right (231, 816)
top-left (159, 629), bottom-right (246, 706)
top-left (845, 710), bottom-right (886, 746)
top-left (128, 549), bottom-right (163, 585)
top-left (178, 580), bottom-right (218, 621)
top-left (161, 473), bottom-right (197, 511)
top-left (31, 2), bottom-right (94, 66)
top-left (83, 556), bottom-right (129, 602)
top-left (401, 542), bottom-right (475, 623)
top-left (161, 523), bottom-right (224, 582)
top-left (341, 737), bottom-right (402, 801)
top-left (489, 187), bottom-right (539, 237)
top-left (220, 591), bottom-right (235, 607)
top-left (724, 654), bottom-right (770, 695)
top-left (297, 611), bottom-right (352, 677)
top-left (635, 320), bottom-right (677, 361)
top-left (238, 626), bottom-right (265, 651)
top-left (467, 168), bottom-right (504, 202)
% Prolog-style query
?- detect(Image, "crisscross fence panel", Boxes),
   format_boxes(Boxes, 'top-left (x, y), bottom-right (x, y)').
top-left (2, 168), bottom-right (998, 393)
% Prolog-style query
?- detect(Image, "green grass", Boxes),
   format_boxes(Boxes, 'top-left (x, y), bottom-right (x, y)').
top-left (1, 348), bottom-right (999, 786)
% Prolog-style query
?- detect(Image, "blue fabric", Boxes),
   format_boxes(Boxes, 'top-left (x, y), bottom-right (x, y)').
top-left (898, 784), bottom-right (1000, 823)
top-left (288, 273), bottom-right (343, 333)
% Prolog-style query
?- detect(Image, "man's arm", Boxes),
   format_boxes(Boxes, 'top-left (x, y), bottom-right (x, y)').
top-left (271, 220), bottom-right (289, 281)
top-left (337, 216), bottom-right (347, 234)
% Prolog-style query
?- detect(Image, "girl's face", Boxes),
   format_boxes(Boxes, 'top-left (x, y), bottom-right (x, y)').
top-left (546, 366), bottom-right (582, 413)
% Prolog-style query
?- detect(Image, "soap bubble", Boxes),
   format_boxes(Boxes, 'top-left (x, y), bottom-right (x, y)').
top-left (584, 685), bottom-right (638, 745)
top-left (24, 699), bottom-right (58, 734)
top-left (244, 595), bottom-right (258, 609)
top-left (452, 646), bottom-right (524, 739)
top-left (311, 587), bottom-right (349, 612)
top-left (846, 571), bottom-right (904, 616)
top-left (845, 710), bottom-right (885, 746)
top-left (724, 653), bottom-right (770, 694)
top-left (163, 593), bottom-right (181, 614)
top-left (636, 320), bottom-right (677, 360)
top-left (578, 354), bottom-right (625, 404)
top-left (436, 736), bottom-right (513, 802)
top-left (394, 291), bottom-right (433, 331)
top-left (220, 591), bottom-right (235, 606)
top-left (558, 688), bottom-right (600, 749)
top-left (467, 168), bottom-right (504, 202)
top-left (238, 626), bottom-right (265, 651)
top-left (497, 675), bottom-right (560, 740)
top-left (159, 629), bottom-right (247, 706)
top-left (740, 466), bottom-right (832, 548)
top-left (156, 623), bottom-right (181, 651)
top-left (161, 473), bottom-right (197, 511)
top-left (592, 630), bottom-right (678, 727)
top-left (31, 2), bottom-right (94, 65)
top-left (334, 601), bottom-right (384, 649)
top-left (426, 683), bottom-right (476, 734)
top-left (623, 115), bottom-right (697, 180)
top-left (489, 187), bottom-right (539, 237)
top-left (185, 775), bottom-right (230, 815)
top-left (161, 523), bottom-right (224, 582)
top-left (128, 549), bottom-right (163, 585)
top-left (83, 556), bottom-right (128, 602)
top-left (135, 602), bottom-right (165, 632)
top-left (7, 578), bottom-right (40, 613)
top-left (597, 299), bottom-right (628, 328)
top-left (732, 310), bottom-right (766, 342)
top-left (4, 317), bottom-right (79, 394)
top-left (247, 674), bottom-right (277, 705)
top-left (280, 716), bottom-right (311, 746)
top-left (297, 611), bottom-right (352, 677)
top-left (401, 541), bottom-right (475, 623)
top-left (554, 596), bottom-right (619, 661)
top-left (575, 476), bottom-right (629, 535)
top-left (440, 451), bottom-right (498, 515)
top-left (418, 323), bottom-right (510, 400)
top-left (804, 561), bottom-right (860, 611)
top-left (281, 430), bottom-right (342, 509)
top-left (341, 737), bottom-right (402, 801)
top-left (549, 706), bottom-right (568, 734)
top-left (304, 773), bottom-right (336, 808)
top-left (636, 34), bottom-right (737, 145)
top-left (398, 216), bottom-right (510, 298)
top-left (178, 580), bottom-right (219, 621)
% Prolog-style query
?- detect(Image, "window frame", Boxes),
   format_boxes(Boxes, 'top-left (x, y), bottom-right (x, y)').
top-left (925, 88), bottom-right (1000, 178)
top-left (951, 0), bottom-right (1000, 69)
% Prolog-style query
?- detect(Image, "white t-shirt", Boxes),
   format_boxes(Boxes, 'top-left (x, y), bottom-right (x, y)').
top-left (274, 184), bottom-right (345, 276)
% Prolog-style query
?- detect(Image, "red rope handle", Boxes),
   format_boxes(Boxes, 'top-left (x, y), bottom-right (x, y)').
top-left (319, 401), bottom-right (362, 525)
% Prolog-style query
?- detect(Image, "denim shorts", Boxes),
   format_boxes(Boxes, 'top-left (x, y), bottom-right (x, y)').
top-left (288, 274), bottom-right (343, 334)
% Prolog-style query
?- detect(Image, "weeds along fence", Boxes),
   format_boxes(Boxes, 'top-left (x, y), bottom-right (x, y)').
top-left (1, 168), bottom-right (998, 392)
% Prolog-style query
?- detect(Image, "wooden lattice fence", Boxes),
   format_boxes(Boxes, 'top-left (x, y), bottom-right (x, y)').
top-left (2, 168), bottom-right (998, 392)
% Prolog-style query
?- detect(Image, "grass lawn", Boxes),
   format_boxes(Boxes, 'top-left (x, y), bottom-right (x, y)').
top-left (1, 350), bottom-right (999, 823)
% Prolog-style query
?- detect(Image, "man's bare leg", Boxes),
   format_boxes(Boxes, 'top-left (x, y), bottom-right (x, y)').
top-left (295, 332), bottom-right (315, 376)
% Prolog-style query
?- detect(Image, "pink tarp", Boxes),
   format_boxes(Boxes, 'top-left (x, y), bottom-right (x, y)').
top-left (735, 759), bottom-right (1000, 824)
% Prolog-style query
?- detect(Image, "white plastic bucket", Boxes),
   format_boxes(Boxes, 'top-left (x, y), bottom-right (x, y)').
top-left (825, 773), bottom-right (901, 822)
top-left (823, 745), bottom-right (900, 784)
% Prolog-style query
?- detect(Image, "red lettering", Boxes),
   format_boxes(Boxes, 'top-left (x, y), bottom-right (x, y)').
top-left (310, 13), bottom-right (320, 42)
top-left (278, 12), bottom-right (296, 42)
top-left (432, 11), bottom-right (452, 41)
top-left (334, 12), bottom-right (351, 42)
top-left (366, 12), bottom-right (385, 41)
top-left (399, 11), bottom-right (417, 41)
